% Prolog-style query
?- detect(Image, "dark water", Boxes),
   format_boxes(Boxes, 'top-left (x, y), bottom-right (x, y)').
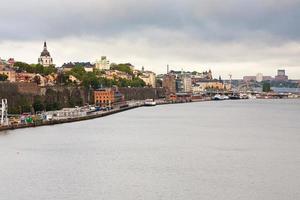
top-left (0, 100), bottom-right (299, 200)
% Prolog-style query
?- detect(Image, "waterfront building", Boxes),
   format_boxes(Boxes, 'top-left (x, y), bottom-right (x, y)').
top-left (275, 69), bottom-right (288, 82)
top-left (175, 73), bottom-right (192, 93)
top-left (176, 78), bottom-right (184, 92)
top-left (94, 87), bottom-right (124, 108)
top-left (182, 75), bottom-right (192, 92)
top-left (38, 41), bottom-right (53, 67)
top-left (162, 74), bottom-right (176, 94)
top-left (95, 56), bottom-right (110, 70)
top-left (94, 88), bottom-right (114, 108)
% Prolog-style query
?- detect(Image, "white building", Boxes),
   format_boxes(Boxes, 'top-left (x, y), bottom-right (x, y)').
top-left (139, 70), bottom-right (156, 88)
top-left (256, 73), bottom-right (263, 82)
top-left (182, 75), bottom-right (192, 93)
top-left (95, 56), bottom-right (110, 70)
top-left (38, 42), bottom-right (53, 67)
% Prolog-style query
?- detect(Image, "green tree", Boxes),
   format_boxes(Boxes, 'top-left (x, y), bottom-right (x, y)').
top-left (110, 63), bottom-right (133, 75)
top-left (33, 97), bottom-right (45, 112)
top-left (68, 66), bottom-right (86, 80)
top-left (262, 82), bottom-right (271, 92)
top-left (14, 61), bottom-right (33, 73)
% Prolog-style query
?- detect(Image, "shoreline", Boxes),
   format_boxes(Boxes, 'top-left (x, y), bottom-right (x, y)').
top-left (0, 99), bottom-right (210, 132)
top-left (0, 98), bottom-right (298, 132)
top-left (0, 105), bottom-right (141, 132)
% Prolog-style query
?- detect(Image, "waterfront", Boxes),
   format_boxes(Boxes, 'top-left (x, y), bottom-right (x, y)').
top-left (0, 99), bottom-right (299, 200)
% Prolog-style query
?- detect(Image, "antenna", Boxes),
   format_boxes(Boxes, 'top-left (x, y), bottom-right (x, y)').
top-left (228, 73), bottom-right (232, 90)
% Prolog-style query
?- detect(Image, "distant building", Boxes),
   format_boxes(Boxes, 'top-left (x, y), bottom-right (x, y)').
top-left (182, 75), bottom-right (192, 93)
top-left (7, 58), bottom-right (15, 67)
top-left (191, 70), bottom-right (213, 83)
top-left (62, 62), bottom-right (94, 72)
top-left (162, 74), bottom-right (176, 94)
top-left (38, 41), bottom-right (53, 67)
top-left (94, 87), bottom-right (124, 108)
top-left (263, 76), bottom-right (273, 81)
top-left (275, 69), bottom-right (288, 82)
top-left (243, 76), bottom-right (256, 82)
top-left (256, 73), bottom-right (263, 82)
top-left (176, 75), bottom-right (192, 93)
top-left (0, 68), bottom-right (16, 82)
top-left (68, 75), bottom-right (81, 84)
top-left (15, 72), bottom-right (35, 83)
top-left (192, 81), bottom-right (225, 93)
top-left (95, 56), bottom-right (110, 70)
top-left (102, 70), bottom-right (133, 80)
top-left (243, 74), bottom-right (274, 82)
top-left (139, 70), bottom-right (156, 88)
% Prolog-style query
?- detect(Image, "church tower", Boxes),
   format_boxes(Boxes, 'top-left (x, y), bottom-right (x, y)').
top-left (38, 41), bottom-right (53, 67)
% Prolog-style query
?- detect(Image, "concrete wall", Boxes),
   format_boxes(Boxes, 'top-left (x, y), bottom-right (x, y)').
top-left (0, 82), bottom-right (89, 114)
top-left (119, 87), bottom-right (165, 100)
top-left (0, 82), bottom-right (166, 113)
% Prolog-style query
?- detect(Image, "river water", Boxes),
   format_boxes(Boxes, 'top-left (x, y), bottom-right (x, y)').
top-left (0, 99), bottom-right (299, 200)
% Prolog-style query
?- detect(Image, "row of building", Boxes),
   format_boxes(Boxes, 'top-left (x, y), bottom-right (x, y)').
top-left (1, 42), bottom-right (157, 88)
top-left (243, 70), bottom-right (289, 82)
top-left (161, 69), bottom-right (228, 95)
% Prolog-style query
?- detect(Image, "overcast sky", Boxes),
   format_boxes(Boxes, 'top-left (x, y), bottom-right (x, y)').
top-left (1, 0), bottom-right (300, 79)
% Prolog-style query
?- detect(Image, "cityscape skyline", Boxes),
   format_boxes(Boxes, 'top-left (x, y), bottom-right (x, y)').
top-left (1, 0), bottom-right (300, 79)
top-left (1, 41), bottom-right (299, 80)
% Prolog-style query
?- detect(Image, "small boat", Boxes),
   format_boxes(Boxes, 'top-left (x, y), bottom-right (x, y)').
top-left (229, 94), bottom-right (240, 100)
top-left (212, 94), bottom-right (224, 100)
top-left (144, 99), bottom-right (157, 106)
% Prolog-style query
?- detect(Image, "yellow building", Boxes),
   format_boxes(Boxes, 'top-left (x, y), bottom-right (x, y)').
top-left (139, 71), bottom-right (156, 88)
top-left (0, 69), bottom-right (16, 82)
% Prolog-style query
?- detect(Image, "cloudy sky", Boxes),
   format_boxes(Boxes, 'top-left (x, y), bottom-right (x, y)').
top-left (1, 0), bottom-right (300, 79)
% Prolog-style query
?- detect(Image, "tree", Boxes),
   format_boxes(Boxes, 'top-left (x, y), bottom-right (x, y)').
top-left (110, 63), bottom-right (133, 75)
top-left (68, 66), bottom-right (86, 80)
top-left (0, 74), bottom-right (8, 81)
top-left (262, 82), bottom-right (271, 92)
top-left (14, 61), bottom-right (33, 73)
top-left (33, 97), bottom-right (45, 112)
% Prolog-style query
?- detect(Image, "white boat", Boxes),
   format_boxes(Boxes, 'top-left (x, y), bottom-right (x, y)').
top-left (144, 99), bottom-right (157, 106)
top-left (212, 94), bottom-right (224, 100)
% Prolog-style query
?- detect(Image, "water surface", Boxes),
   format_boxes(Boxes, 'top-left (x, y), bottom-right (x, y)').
top-left (0, 100), bottom-right (299, 200)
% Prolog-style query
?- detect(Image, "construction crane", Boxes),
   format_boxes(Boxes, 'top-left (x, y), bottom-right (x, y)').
top-left (228, 73), bottom-right (232, 91)
top-left (0, 99), bottom-right (8, 126)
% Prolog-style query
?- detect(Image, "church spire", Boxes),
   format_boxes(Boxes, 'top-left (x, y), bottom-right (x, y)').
top-left (44, 41), bottom-right (47, 50)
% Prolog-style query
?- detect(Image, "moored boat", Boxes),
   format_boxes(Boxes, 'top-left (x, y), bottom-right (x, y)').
top-left (144, 99), bottom-right (156, 106)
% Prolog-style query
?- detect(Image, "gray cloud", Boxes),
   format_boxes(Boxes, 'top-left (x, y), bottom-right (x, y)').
top-left (1, 0), bottom-right (300, 41)
top-left (0, 0), bottom-right (300, 78)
